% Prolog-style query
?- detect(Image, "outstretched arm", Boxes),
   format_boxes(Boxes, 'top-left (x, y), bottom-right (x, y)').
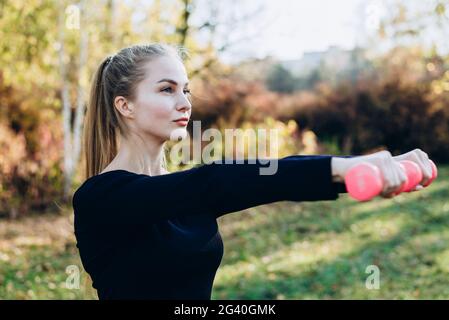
top-left (73, 155), bottom-right (352, 225)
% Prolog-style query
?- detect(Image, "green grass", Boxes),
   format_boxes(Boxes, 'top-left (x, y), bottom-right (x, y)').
top-left (0, 213), bottom-right (97, 299)
top-left (1, 166), bottom-right (448, 299)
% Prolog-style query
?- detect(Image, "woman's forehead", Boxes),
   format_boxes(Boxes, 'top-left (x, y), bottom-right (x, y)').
top-left (145, 56), bottom-right (189, 85)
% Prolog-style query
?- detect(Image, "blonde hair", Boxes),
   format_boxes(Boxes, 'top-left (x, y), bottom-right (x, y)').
top-left (82, 43), bottom-right (188, 179)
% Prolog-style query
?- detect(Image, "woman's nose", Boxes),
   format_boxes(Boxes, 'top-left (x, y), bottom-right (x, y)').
top-left (176, 97), bottom-right (192, 112)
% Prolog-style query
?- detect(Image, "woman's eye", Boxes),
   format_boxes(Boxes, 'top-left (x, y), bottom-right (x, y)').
top-left (161, 87), bottom-right (191, 95)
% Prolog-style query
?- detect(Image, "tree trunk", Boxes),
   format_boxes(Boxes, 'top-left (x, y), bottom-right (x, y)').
top-left (58, 2), bottom-right (73, 202)
top-left (59, 0), bottom-right (88, 202)
top-left (71, 0), bottom-right (89, 194)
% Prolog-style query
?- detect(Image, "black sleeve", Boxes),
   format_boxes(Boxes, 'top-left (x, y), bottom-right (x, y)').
top-left (73, 155), bottom-right (354, 225)
top-left (281, 154), bottom-right (355, 195)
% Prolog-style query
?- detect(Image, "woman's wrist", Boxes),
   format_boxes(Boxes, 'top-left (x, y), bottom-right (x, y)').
top-left (331, 157), bottom-right (353, 183)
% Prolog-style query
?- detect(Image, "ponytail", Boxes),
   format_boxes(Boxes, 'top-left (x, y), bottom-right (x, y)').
top-left (83, 56), bottom-right (118, 179)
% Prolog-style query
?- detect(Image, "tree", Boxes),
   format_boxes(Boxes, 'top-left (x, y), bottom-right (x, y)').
top-left (0, 0), bottom-right (275, 210)
top-left (266, 64), bottom-right (296, 93)
top-left (58, 0), bottom-right (89, 201)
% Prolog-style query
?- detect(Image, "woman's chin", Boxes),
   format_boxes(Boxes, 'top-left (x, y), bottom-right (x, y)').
top-left (169, 128), bottom-right (188, 142)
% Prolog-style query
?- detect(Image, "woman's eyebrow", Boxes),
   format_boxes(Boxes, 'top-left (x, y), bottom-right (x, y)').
top-left (157, 78), bottom-right (189, 86)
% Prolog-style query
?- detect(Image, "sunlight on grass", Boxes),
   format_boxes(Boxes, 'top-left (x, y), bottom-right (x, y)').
top-left (349, 213), bottom-right (407, 241)
top-left (215, 213), bottom-right (407, 297)
top-left (0, 212), bottom-right (97, 299)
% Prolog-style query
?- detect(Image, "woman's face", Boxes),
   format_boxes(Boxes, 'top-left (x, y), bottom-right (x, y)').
top-left (128, 55), bottom-right (192, 142)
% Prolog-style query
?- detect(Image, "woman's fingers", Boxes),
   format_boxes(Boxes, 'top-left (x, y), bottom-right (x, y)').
top-left (416, 150), bottom-right (432, 185)
top-left (380, 155), bottom-right (401, 198)
top-left (394, 149), bottom-right (432, 185)
top-left (411, 184), bottom-right (424, 192)
top-left (380, 154), bottom-right (411, 198)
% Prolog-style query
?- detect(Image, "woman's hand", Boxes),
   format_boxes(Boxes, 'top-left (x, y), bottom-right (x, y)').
top-left (393, 148), bottom-right (433, 187)
top-left (332, 150), bottom-right (408, 198)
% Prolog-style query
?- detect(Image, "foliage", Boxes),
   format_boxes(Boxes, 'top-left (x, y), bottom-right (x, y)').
top-left (281, 47), bottom-right (449, 161)
top-left (266, 64), bottom-right (296, 93)
top-left (0, 74), bottom-right (63, 218)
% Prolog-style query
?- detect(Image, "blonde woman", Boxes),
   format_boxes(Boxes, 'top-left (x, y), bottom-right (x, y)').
top-left (72, 43), bottom-right (433, 300)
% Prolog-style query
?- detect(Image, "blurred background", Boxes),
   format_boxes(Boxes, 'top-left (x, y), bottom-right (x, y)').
top-left (0, 0), bottom-right (448, 299)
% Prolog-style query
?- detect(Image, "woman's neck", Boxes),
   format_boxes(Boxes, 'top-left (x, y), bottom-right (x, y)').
top-left (110, 134), bottom-right (167, 176)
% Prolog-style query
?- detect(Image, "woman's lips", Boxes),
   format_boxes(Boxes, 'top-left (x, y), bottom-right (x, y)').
top-left (174, 120), bottom-right (188, 126)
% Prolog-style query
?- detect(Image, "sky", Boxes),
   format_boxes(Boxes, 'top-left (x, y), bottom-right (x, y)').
top-left (192, 0), bottom-right (447, 65)
top-left (208, 0), bottom-right (372, 64)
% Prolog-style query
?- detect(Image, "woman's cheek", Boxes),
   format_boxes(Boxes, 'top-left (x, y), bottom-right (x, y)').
top-left (137, 95), bottom-right (171, 122)
top-left (152, 104), bottom-right (172, 121)
top-left (148, 95), bottom-right (173, 119)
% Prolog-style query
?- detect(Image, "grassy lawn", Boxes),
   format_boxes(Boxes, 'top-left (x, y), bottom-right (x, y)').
top-left (1, 166), bottom-right (448, 299)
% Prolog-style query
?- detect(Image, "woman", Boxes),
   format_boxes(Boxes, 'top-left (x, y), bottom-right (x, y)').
top-left (72, 43), bottom-right (433, 300)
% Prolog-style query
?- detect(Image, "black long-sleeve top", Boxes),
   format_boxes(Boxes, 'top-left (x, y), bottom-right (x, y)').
top-left (72, 155), bottom-right (350, 300)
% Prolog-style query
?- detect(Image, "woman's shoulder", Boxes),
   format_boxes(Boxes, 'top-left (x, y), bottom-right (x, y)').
top-left (73, 170), bottom-right (137, 208)
top-left (82, 169), bottom-right (135, 187)
top-left (72, 168), bottom-right (172, 207)
top-left (72, 164), bottom-right (174, 209)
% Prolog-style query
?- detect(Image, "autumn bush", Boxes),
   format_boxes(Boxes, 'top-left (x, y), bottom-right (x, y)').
top-left (190, 50), bottom-right (449, 162)
top-left (280, 48), bottom-right (449, 161)
top-left (0, 74), bottom-right (64, 219)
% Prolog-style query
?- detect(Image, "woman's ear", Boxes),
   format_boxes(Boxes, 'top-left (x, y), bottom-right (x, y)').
top-left (114, 96), bottom-right (134, 119)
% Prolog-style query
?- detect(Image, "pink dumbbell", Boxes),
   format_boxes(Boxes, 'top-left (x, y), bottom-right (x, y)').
top-left (395, 160), bottom-right (422, 193)
top-left (345, 160), bottom-right (429, 202)
top-left (344, 162), bottom-right (383, 202)
top-left (396, 159), bottom-right (438, 192)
